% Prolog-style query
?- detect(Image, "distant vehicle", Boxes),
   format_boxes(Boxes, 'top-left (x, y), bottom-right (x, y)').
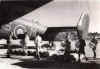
top-left (0, 39), bottom-right (7, 46)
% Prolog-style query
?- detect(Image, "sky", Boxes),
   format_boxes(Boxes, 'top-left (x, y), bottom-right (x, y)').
top-left (10, 0), bottom-right (100, 33)
top-left (88, 1), bottom-right (100, 33)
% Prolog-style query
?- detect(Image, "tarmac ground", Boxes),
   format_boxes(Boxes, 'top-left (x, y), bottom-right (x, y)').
top-left (0, 49), bottom-right (99, 69)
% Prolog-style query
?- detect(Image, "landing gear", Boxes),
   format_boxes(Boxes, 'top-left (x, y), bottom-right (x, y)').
top-left (6, 49), bottom-right (11, 58)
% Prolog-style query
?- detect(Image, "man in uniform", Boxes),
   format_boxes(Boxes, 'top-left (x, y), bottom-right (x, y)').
top-left (77, 35), bottom-right (86, 62)
top-left (89, 36), bottom-right (98, 59)
top-left (35, 33), bottom-right (42, 60)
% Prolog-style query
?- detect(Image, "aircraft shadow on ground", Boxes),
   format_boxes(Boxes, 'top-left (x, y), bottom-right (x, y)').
top-left (12, 60), bottom-right (100, 69)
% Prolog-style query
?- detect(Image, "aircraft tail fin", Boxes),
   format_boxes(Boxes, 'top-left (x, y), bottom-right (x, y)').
top-left (77, 11), bottom-right (90, 39)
